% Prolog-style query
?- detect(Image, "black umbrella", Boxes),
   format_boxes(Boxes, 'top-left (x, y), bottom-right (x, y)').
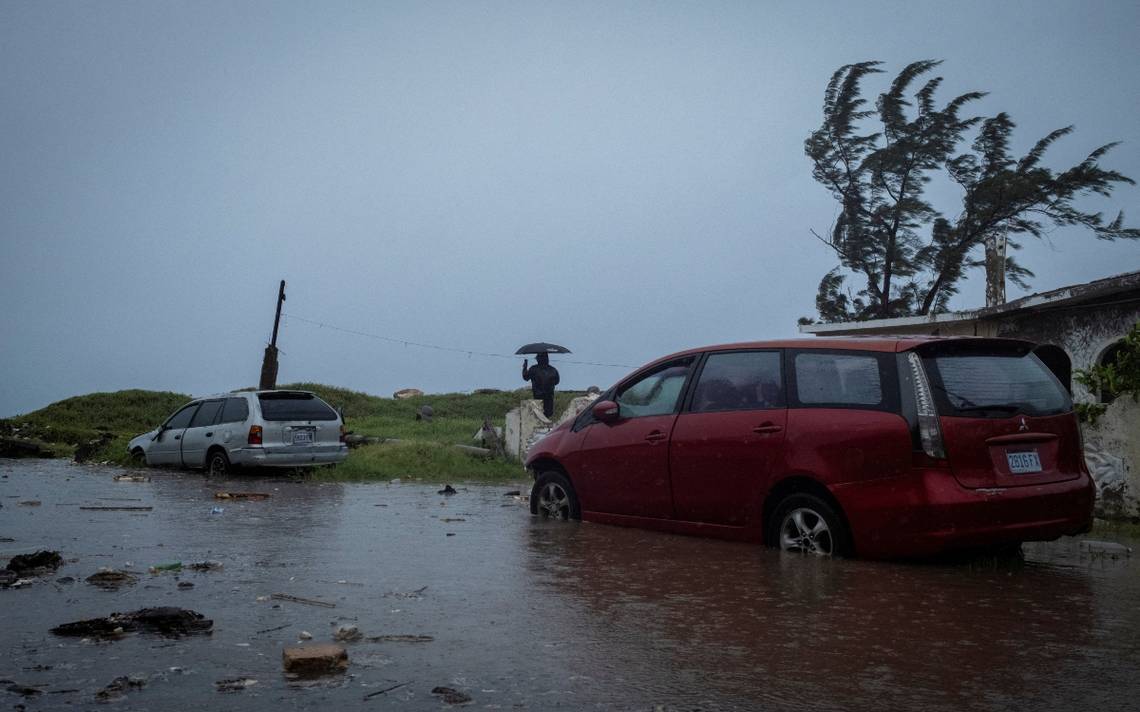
top-left (515, 342), bottom-right (572, 355)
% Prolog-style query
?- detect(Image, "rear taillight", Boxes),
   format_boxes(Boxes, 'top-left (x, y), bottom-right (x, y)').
top-left (907, 352), bottom-right (946, 459)
top-left (339, 424), bottom-right (347, 443)
top-left (247, 425), bottom-right (263, 446)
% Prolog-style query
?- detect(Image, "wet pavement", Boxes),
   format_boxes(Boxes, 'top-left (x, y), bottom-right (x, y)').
top-left (2, 457), bottom-right (1138, 711)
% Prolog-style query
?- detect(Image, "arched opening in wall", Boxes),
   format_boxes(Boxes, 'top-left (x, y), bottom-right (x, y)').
top-left (1098, 340), bottom-right (1127, 404)
top-left (1034, 344), bottom-right (1072, 394)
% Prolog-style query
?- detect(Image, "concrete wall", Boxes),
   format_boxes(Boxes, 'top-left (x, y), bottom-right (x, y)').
top-left (992, 303), bottom-right (1140, 520)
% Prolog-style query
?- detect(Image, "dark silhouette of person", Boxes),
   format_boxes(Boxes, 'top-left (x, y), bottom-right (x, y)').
top-left (522, 353), bottom-right (560, 418)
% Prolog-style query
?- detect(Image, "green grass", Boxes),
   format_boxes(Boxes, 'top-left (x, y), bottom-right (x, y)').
top-left (311, 440), bottom-right (527, 482)
top-left (1091, 519), bottom-right (1140, 539)
top-left (2, 384), bottom-right (577, 477)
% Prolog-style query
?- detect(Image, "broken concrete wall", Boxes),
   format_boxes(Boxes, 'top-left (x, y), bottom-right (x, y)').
top-left (502, 400), bottom-right (550, 462)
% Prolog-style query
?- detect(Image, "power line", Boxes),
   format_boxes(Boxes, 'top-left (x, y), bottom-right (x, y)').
top-left (281, 312), bottom-right (637, 370)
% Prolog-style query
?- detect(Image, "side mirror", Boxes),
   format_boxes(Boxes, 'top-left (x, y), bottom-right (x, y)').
top-left (592, 400), bottom-right (620, 424)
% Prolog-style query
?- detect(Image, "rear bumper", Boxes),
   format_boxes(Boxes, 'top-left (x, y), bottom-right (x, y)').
top-left (228, 444), bottom-right (349, 468)
top-left (832, 469), bottom-right (1095, 559)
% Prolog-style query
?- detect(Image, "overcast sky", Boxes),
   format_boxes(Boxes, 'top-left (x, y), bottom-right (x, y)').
top-left (2, 0), bottom-right (1139, 417)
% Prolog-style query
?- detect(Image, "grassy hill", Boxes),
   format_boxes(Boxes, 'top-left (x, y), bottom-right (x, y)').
top-left (1, 384), bottom-right (583, 481)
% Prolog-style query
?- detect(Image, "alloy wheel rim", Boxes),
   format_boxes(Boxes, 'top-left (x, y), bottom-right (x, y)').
top-left (539, 483), bottom-right (570, 519)
top-left (779, 507), bottom-right (833, 555)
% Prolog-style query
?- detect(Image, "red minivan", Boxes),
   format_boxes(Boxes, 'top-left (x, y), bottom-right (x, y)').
top-left (525, 337), bottom-right (1094, 559)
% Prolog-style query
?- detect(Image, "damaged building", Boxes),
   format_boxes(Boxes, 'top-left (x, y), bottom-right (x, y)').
top-left (800, 269), bottom-right (1140, 521)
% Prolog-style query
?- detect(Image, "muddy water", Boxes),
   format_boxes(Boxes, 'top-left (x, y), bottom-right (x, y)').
top-left (1, 458), bottom-right (1138, 711)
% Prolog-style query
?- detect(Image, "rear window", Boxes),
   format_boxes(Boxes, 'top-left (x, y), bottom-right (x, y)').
top-left (922, 352), bottom-right (1071, 417)
top-left (257, 393), bottom-right (338, 421)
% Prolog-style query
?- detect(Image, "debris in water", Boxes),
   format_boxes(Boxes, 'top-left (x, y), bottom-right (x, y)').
top-left (113, 474), bottom-right (150, 482)
top-left (177, 581), bottom-right (194, 589)
top-left (299, 631), bottom-right (313, 640)
top-left (214, 492), bottom-right (271, 500)
top-left (5, 684), bottom-right (42, 697)
top-left (79, 505), bottom-right (153, 511)
top-left (438, 485), bottom-right (457, 495)
top-left (363, 681), bottom-right (411, 699)
top-left (85, 570), bottom-right (138, 590)
top-left (187, 561), bottom-right (223, 572)
top-left (272, 593), bottom-right (336, 608)
top-left (503, 490), bottom-right (521, 496)
top-left (7, 550), bottom-right (63, 575)
top-left (366, 634), bottom-right (434, 643)
top-left (94, 675), bottom-right (145, 702)
top-left (282, 644), bottom-right (349, 674)
top-left (431, 686), bottom-right (472, 705)
top-left (440, 517), bottom-right (466, 522)
top-left (215, 678), bottom-right (258, 692)
top-left (18, 500), bottom-right (41, 507)
top-left (333, 625), bottom-right (362, 642)
top-left (384, 586), bottom-right (428, 599)
top-left (149, 562), bottom-right (183, 574)
top-left (1081, 540), bottom-right (1133, 557)
top-left (51, 607), bottom-right (213, 638)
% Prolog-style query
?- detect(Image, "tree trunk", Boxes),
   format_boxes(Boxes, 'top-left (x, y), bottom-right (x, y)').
top-left (984, 232), bottom-right (1007, 308)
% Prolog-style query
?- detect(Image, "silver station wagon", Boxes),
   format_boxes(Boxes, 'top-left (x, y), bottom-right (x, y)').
top-left (127, 390), bottom-right (349, 475)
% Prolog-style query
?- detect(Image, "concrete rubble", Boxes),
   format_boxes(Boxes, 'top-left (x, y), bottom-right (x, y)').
top-left (282, 644), bottom-right (349, 674)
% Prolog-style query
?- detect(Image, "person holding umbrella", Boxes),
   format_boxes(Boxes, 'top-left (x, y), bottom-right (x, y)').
top-left (517, 342), bottom-right (568, 418)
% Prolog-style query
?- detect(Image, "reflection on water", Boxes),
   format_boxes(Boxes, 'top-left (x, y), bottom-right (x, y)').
top-left (1, 458), bottom-right (1137, 711)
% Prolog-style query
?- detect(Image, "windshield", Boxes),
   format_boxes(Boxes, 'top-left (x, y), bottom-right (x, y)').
top-left (922, 351), bottom-right (1071, 418)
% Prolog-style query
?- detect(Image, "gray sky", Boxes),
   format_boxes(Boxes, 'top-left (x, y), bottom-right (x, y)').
top-left (3, 0), bottom-right (1139, 417)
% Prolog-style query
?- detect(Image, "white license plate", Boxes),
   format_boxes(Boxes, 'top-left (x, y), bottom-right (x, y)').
top-left (1006, 450), bottom-right (1042, 474)
top-left (292, 430), bottom-right (314, 446)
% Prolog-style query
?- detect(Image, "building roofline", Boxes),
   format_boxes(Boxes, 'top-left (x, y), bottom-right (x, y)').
top-left (800, 269), bottom-right (1140, 335)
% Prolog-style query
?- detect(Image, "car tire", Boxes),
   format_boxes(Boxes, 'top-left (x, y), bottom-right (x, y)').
top-left (130, 448), bottom-right (147, 466)
top-left (530, 470), bottom-right (580, 521)
top-left (206, 450), bottom-right (230, 477)
top-left (768, 493), bottom-right (851, 557)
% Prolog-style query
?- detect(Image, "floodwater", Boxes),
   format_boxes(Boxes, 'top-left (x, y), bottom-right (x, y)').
top-left (2, 459), bottom-right (1138, 711)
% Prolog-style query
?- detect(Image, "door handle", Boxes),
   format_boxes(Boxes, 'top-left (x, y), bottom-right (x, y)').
top-left (205, 432), bottom-right (213, 438)
top-left (752, 424), bottom-right (783, 434)
top-left (174, 435), bottom-right (181, 440)
top-left (645, 431), bottom-right (667, 443)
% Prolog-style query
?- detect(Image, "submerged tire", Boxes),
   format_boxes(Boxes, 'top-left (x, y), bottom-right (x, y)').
top-left (130, 448), bottom-right (147, 466)
top-left (206, 450), bottom-right (230, 477)
top-left (768, 493), bottom-right (851, 557)
top-left (530, 470), bottom-right (581, 521)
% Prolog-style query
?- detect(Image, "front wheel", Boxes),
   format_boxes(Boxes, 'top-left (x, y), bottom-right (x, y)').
top-left (206, 450), bottom-right (230, 477)
top-left (768, 493), bottom-right (851, 557)
top-left (530, 471), bottom-right (580, 521)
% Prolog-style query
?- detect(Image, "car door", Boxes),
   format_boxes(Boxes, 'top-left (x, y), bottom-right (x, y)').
top-left (575, 357), bottom-right (695, 519)
top-left (180, 399), bottom-right (224, 468)
top-left (148, 402), bottom-right (199, 465)
top-left (670, 350), bottom-right (787, 527)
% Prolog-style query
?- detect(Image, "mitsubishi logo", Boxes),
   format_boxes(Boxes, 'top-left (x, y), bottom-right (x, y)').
top-left (1018, 417), bottom-right (1029, 432)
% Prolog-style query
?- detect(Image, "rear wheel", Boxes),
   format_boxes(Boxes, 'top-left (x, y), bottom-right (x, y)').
top-left (768, 493), bottom-right (851, 557)
top-left (530, 470), bottom-right (580, 521)
top-left (206, 450), bottom-right (230, 477)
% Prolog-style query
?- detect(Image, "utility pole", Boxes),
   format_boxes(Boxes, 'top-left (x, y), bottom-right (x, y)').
top-left (259, 280), bottom-right (286, 390)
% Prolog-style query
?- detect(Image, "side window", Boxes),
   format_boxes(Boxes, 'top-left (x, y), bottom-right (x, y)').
top-left (793, 351), bottom-right (891, 409)
top-left (164, 403), bottom-right (199, 430)
top-left (220, 397), bottom-right (250, 424)
top-left (616, 357), bottom-right (694, 419)
top-left (691, 351), bottom-right (784, 413)
top-left (189, 400), bottom-right (223, 428)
